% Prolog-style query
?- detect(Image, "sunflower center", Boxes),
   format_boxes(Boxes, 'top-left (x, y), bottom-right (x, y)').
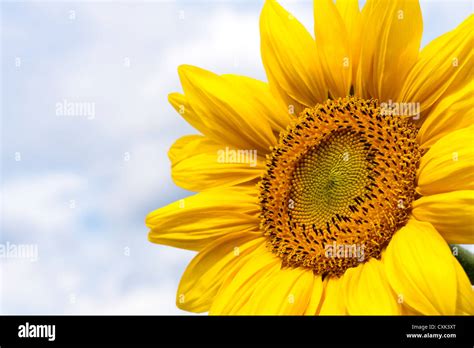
top-left (259, 97), bottom-right (421, 277)
top-left (289, 129), bottom-right (373, 228)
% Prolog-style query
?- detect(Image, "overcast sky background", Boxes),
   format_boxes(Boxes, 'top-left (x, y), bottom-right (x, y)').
top-left (0, 0), bottom-right (472, 314)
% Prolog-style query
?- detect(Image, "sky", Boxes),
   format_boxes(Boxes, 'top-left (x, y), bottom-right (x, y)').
top-left (0, 0), bottom-right (472, 314)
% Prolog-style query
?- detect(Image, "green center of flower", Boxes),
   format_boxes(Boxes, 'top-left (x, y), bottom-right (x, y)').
top-left (289, 129), bottom-right (373, 228)
top-left (259, 97), bottom-right (421, 277)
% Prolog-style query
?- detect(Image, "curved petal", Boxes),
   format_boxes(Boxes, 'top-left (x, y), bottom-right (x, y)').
top-left (453, 257), bottom-right (474, 315)
top-left (168, 93), bottom-right (206, 134)
top-left (335, 0), bottom-right (361, 86)
top-left (398, 15), bottom-right (473, 116)
top-left (417, 82), bottom-right (474, 148)
top-left (343, 258), bottom-right (401, 315)
top-left (146, 186), bottom-right (260, 251)
top-left (223, 74), bottom-right (291, 132)
top-left (314, 0), bottom-right (353, 97)
top-left (401, 303), bottom-right (422, 315)
top-left (417, 126), bottom-right (474, 195)
top-left (319, 276), bottom-right (347, 315)
top-left (209, 244), bottom-right (282, 315)
top-left (169, 135), bottom-right (265, 192)
top-left (178, 65), bottom-right (277, 152)
top-left (384, 219), bottom-right (457, 315)
top-left (177, 233), bottom-right (265, 313)
top-left (304, 275), bottom-right (324, 315)
top-left (412, 191), bottom-right (474, 244)
top-left (356, 0), bottom-right (422, 101)
top-left (260, 0), bottom-right (326, 112)
top-left (244, 267), bottom-right (315, 315)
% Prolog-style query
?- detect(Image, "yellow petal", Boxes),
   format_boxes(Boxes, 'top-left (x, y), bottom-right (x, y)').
top-left (223, 74), bottom-right (291, 132)
top-left (417, 126), bottom-right (474, 195)
top-left (399, 15), bottom-right (473, 116)
top-left (417, 82), bottom-right (474, 148)
top-left (356, 0), bottom-right (422, 101)
top-left (168, 93), bottom-right (206, 136)
top-left (245, 267), bottom-right (315, 315)
top-left (260, 0), bottom-right (326, 111)
top-left (177, 233), bottom-right (265, 313)
top-left (412, 191), bottom-right (474, 244)
top-left (178, 65), bottom-right (277, 152)
top-left (319, 276), bottom-right (347, 315)
top-left (210, 244), bottom-right (282, 315)
top-left (146, 186), bottom-right (260, 251)
top-left (343, 258), bottom-right (401, 315)
top-left (384, 219), bottom-right (457, 315)
top-left (401, 304), bottom-right (422, 315)
top-left (453, 256), bottom-right (474, 315)
top-left (304, 275), bottom-right (324, 315)
top-left (314, 0), bottom-right (353, 97)
top-left (169, 135), bottom-right (264, 192)
top-left (335, 0), bottom-right (361, 85)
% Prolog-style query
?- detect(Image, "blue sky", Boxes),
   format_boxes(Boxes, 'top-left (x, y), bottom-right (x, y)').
top-left (0, 0), bottom-right (472, 314)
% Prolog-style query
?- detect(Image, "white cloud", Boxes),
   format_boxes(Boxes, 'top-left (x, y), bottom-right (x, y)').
top-left (2, 173), bottom-right (87, 238)
top-left (71, 285), bottom-right (185, 315)
top-left (0, 242), bottom-right (194, 314)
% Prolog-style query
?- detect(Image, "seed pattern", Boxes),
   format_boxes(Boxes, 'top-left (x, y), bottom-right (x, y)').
top-left (259, 97), bottom-right (421, 277)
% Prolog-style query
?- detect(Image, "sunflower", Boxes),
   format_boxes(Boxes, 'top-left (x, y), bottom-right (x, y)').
top-left (146, 0), bottom-right (474, 315)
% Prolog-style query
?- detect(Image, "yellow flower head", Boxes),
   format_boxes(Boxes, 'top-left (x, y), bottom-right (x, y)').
top-left (146, 0), bottom-right (474, 315)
